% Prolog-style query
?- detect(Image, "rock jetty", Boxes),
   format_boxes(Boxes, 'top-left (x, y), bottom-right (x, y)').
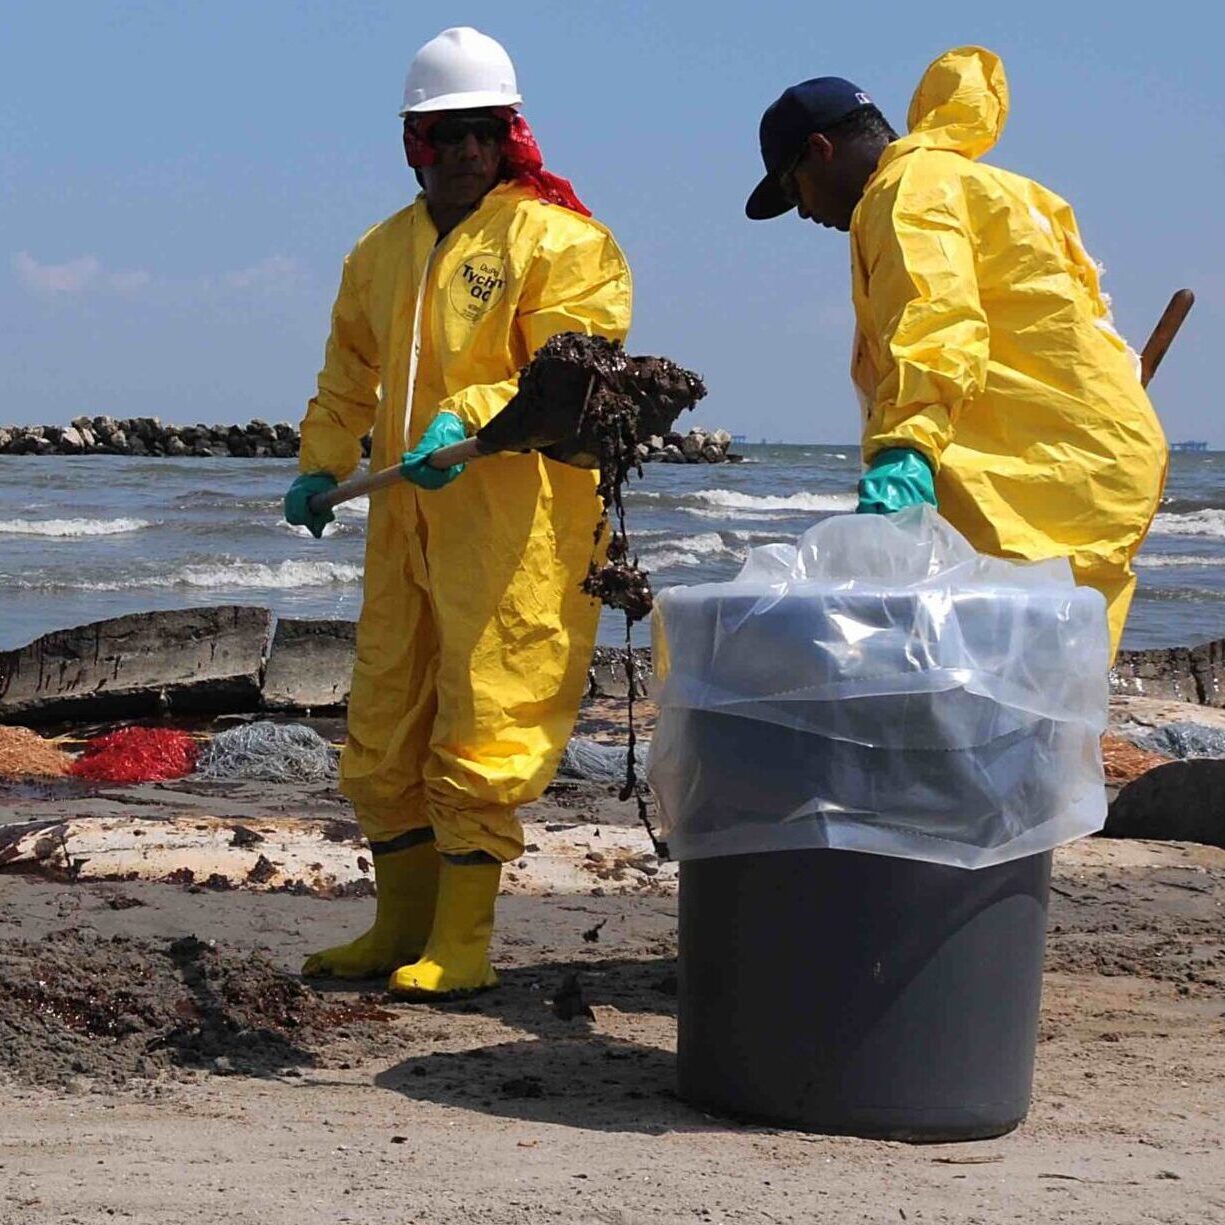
top-left (0, 418), bottom-right (741, 463)
top-left (0, 417), bottom-right (312, 459)
top-left (636, 427), bottom-right (741, 464)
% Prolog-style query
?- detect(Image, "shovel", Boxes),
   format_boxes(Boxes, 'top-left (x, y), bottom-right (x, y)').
top-left (308, 333), bottom-right (706, 515)
top-left (308, 293), bottom-right (1192, 517)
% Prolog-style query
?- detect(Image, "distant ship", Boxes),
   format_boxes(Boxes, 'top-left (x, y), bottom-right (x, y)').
top-left (1170, 440), bottom-right (1209, 452)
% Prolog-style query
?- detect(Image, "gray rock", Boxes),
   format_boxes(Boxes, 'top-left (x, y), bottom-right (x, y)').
top-left (59, 426), bottom-right (86, 453)
top-left (1129, 720), bottom-right (1225, 760)
top-left (711, 429), bottom-right (732, 450)
top-left (0, 606), bottom-right (273, 726)
top-left (108, 429), bottom-right (129, 453)
top-left (660, 445), bottom-right (686, 463)
top-left (270, 439), bottom-right (297, 459)
top-left (701, 443), bottom-right (725, 463)
top-left (261, 618), bottom-right (357, 711)
top-left (681, 431), bottom-right (707, 460)
top-left (165, 436), bottom-right (189, 456)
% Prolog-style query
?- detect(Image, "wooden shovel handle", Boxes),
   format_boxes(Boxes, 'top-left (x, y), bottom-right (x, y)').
top-left (307, 437), bottom-right (486, 514)
top-left (307, 374), bottom-right (596, 514)
top-left (1140, 289), bottom-right (1194, 388)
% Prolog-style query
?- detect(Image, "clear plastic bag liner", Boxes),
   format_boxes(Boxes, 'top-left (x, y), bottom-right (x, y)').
top-left (647, 507), bottom-right (1110, 868)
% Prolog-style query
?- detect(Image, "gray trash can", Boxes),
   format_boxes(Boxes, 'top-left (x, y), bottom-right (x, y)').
top-left (652, 511), bottom-right (1107, 1141)
top-left (677, 846), bottom-right (1052, 1141)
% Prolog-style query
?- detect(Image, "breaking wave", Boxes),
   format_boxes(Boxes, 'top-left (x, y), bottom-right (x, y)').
top-left (1, 517), bottom-right (151, 537)
top-left (334, 496), bottom-right (369, 518)
top-left (1151, 509), bottom-right (1225, 539)
top-left (639, 532), bottom-right (737, 570)
top-left (634, 488), bottom-right (855, 520)
top-left (1134, 554), bottom-right (1224, 568)
top-left (16, 559), bottom-right (363, 592)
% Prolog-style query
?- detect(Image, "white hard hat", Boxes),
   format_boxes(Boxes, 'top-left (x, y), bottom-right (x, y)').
top-left (400, 27), bottom-right (522, 115)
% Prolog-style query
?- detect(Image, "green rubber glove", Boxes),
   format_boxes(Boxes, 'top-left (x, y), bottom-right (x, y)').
top-left (283, 472), bottom-right (338, 539)
top-left (400, 411), bottom-right (468, 490)
top-left (857, 447), bottom-right (938, 515)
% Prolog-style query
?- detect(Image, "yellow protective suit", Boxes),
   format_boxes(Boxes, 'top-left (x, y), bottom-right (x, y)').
top-left (850, 46), bottom-right (1167, 656)
top-left (300, 181), bottom-right (632, 862)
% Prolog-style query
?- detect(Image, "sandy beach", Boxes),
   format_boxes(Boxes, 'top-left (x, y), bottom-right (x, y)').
top-left (2, 690), bottom-right (1224, 1225)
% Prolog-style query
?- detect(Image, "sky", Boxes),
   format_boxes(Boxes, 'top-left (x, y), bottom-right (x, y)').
top-left (2, 1), bottom-right (1221, 444)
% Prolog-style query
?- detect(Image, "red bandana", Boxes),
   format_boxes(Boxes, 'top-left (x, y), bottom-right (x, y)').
top-left (404, 107), bottom-right (591, 217)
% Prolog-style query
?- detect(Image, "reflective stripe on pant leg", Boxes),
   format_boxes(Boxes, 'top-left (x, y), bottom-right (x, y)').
top-left (351, 794), bottom-right (432, 851)
top-left (368, 825), bottom-right (436, 857)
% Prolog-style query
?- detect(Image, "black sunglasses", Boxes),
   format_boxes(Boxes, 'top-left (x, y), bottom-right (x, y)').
top-left (427, 115), bottom-right (509, 149)
top-left (778, 144), bottom-right (807, 207)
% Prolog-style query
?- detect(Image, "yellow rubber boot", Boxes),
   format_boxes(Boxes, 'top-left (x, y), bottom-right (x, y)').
top-left (388, 858), bottom-right (501, 998)
top-left (302, 838), bottom-right (439, 979)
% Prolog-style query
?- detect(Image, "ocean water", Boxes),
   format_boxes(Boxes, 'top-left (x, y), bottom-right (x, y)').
top-left (2, 448), bottom-right (1225, 653)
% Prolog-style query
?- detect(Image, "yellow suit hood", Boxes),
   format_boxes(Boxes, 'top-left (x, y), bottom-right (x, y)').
top-left (880, 46), bottom-right (1009, 170)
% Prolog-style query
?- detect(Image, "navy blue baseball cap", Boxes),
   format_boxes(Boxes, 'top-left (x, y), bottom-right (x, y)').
top-left (746, 77), bottom-right (876, 220)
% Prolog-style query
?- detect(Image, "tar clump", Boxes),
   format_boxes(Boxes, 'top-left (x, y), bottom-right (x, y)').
top-left (476, 332), bottom-right (706, 623)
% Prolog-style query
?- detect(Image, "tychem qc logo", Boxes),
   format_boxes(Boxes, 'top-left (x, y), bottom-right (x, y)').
top-left (448, 254), bottom-right (508, 322)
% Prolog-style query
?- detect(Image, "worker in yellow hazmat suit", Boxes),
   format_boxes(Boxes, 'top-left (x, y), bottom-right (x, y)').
top-left (283, 27), bottom-right (632, 996)
top-left (746, 46), bottom-right (1167, 657)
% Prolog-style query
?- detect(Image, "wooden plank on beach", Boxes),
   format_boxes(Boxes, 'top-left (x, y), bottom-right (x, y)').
top-left (0, 606), bottom-right (272, 726)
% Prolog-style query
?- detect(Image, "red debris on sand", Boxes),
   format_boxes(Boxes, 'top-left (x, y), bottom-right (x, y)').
top-left (70, 726), bottom-right (199, 784)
